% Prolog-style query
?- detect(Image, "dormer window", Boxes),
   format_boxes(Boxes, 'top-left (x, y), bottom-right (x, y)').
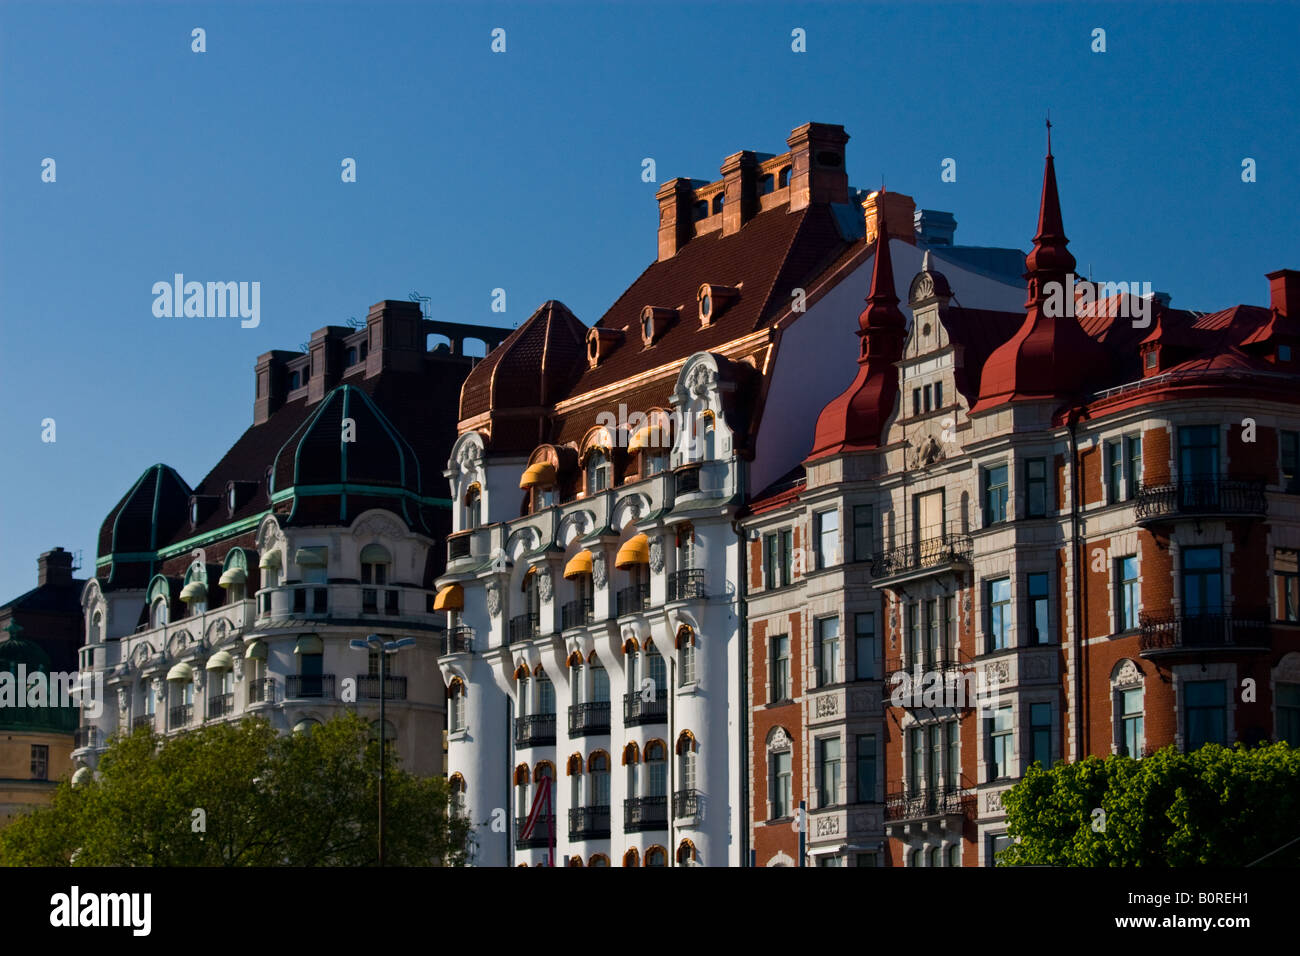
top-left (586, 328), bottom-right (623, 368)
top-left (228, 486), bottom-right (237, 513)
top-left (1144, 351), bottom-right (1158, 370)
top-left (640, 307), bottom-right (675, 347)
top-left (697, 284), bottom-right (740, 326)
top-left (346, 346), bottom-right (358, 366)
top-left (190, 500), bottom-right (200, 526)
top-left (586, 450), bottom-right (611, 494)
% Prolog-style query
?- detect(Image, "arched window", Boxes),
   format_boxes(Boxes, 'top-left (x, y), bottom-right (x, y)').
top-left (568, 752), bottom-right (584, 809)
top-left (589, 853), bottom-right (610, 867)
top-left (645, 739), bottom-right (667, 798)
top-left (676, 838), bottom-right (697, 866)
top-left (360, 543), bottom-right (391, 587)
top-left (700, 411), bottom-right (716, 460)
top-left (585, 449), bottom-right (611, 494)
top-left (535, 671), bottom-right (555, 716)
top-left (711, 193), bottom-right (724, 215)
top-left (292, 717), bottom-right (321, 735)
top-left (758, 172), bottom-right (775, 195)
top-left (677, 626), bottom-right (697, 685)
top-left (1111, 659), bottom-right (1146, 757)
top-left (90, 610), bottom-right (103, 644)
top-left (465, 485), bottom-right (482, 529)
top-left (448, 677), bottom-right (466, 732)
top-left (928, 846), bottom-right (941, 867)
top-left (909, 848), bottom-right (921, 868)
top-left (623, 848), bottom-right (640, 867)
top-left (692, 199), bottom-right (708, 222)
top-left (515, 764), bottom-right (530, 816)
top-left (449, 773), bottom-right (466, 816)
top-left (150, 597), bottom-right (168, 629)
top-left (623, 741), bottom-right (640, 798)
top-left (645, 845), bottom-right (668, 867)
top-left (588, 751), bottom-right (610, 808)
top-left (568, 856), bottom-right (584, 867)
top-left (778, 165), bottom-right (792, 188)
top-left (646, 646), bottom-right (666, 697)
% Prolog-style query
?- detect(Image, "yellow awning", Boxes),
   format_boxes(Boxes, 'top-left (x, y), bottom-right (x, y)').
top-left (179, 581), bottom-right (207, 603)
top-left (244, 640), bottom-right (267, 661)
top-left (628, 425), bottom-right (667, 454)
top-left (218, 567), bottom-right (247, 587)
top-left (563, 550), bottom-right (593, 579)
top-left (519, 461), bottom-right (557, 489)
top-left (434, 584), bottom-right (464, 611)
top-left (615, 533), bottom-right (650, 569)
top-left (205, 651), bottom-right (234, 671)
top-left (166, 662), bottom-right (194, 682)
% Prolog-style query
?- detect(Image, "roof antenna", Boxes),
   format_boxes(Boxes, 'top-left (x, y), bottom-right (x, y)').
top-left (1046, 111), bottom-right (1052, 156)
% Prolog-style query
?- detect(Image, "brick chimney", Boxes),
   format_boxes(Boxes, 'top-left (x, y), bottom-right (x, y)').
top-left (307, 325), bottom-right (353, 404)
top-left (786, 123), bottom-right (849, 212)
top-left (863, 190), bottom-right (917, 245)
top-left (720, 150), bottom-right (760, 237)
top-left (253, 350), bottom-right (300, 425)
top-left (364, 300), bottom-right (425, 376)
top-left (657, 178), bottom-right (697, 261)
top-left (37, 547), bottom-right (73, 587)
top-left (1267, 269), bottom-right (1300, 318)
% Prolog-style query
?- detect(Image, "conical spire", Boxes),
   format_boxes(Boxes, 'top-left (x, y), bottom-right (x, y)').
top-left (858, 197), bottom-right (905, 337)
top-left (1024, 121), bottom-right (1076, 286)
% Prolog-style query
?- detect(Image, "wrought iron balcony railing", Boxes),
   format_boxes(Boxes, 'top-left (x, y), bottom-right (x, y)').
top-left (568, 805), bottom-right (611, 840)
top-left (247, 677), bottom-right (276, 705)
top-left (510, 613), bottom-right (539, 644)
top-left (871, 534), bottom-right (973, 581)
top-left (206, 693), bottom-right (234, 720)
top-left (673, 788), bottom-right (702, 818)
top-left (442, 626), bottom-right (474, 655)
top-left (286, 674), bottom-right (335, 700)
top-left (515, 814), bottom-right (555, 850)
top-left (1139, 607), bottom-right (1271, 654)
top-left (356, 675), bottom-right (408, 700)
top-left (616, 584), bottom-right (650, 617)
top-left (623, 692), bottom-right (667, 726)
top-left (1135, 477), bottom-right (1267, 522)
top-left (568, 701), bottom-right (610, 736)
top-left (561, 598), bottom-right (593, 630)
top-left (132, 714), bottom-right (155, 731)
top-left (515, 713), bottom-right (556, 748)
top-left (169, 704), bottom-right (193, 729)
top-left (624, 795), bottom-right (668, 832)
top-left (667, 568), bottom-right (707, 601)
top-left (884, 784), bottom-right (976, 822)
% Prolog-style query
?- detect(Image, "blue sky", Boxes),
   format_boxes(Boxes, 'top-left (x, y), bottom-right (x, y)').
top-left (1, 0), bottom-right (1296, 597)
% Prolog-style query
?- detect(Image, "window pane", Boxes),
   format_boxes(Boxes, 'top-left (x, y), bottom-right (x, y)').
top-left (855, 612), bottom-right (876, 681)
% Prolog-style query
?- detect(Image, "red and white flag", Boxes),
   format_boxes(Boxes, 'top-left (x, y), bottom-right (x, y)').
top-left (519, 773), bottom-right (554, 866)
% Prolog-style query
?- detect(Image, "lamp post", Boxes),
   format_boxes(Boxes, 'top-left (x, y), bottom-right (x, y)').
top-left (349, 633), bottom-right (416, 866)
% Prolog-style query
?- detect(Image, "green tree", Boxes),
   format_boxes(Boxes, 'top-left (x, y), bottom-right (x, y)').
top-left (0, 713), bottom-right (470, 867)
top-left (999, 743), bottom-right (1300, 867)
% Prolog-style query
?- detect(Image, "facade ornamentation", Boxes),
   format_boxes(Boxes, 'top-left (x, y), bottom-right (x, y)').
top-left (538, 567), bottom-right (553, 603)
top-left (649, 537), bottom-right (665, 573)
top-left (592, 552), bottom-right (607, 589)
top-left (486, 582), bottom-right (501, 618)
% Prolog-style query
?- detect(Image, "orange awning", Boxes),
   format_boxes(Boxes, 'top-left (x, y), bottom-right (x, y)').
top-left (433, 584), bottom-right (464, 611)
top-left (614, 533), bottom-right (649, 569)
top-left (519, 462), bottom-right (557, 489)
top-left (563, 550), bottom-right (593, 579)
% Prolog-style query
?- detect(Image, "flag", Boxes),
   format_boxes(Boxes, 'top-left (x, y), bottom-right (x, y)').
top-left (519, 773), bottom-right (554, 866)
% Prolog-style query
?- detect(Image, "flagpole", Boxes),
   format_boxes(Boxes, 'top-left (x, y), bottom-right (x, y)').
top-left (547, 775), bottom-right (555, 867)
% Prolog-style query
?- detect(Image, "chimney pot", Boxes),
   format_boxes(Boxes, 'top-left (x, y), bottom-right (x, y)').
top-left (1267, 269), bottom-right (1300, 319)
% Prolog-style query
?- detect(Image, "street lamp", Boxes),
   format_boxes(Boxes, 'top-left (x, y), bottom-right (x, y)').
top-left (349, 633), bottom-right (416, 866)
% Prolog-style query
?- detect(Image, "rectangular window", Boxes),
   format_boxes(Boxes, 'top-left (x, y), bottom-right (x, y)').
top-left (934, 381), bottom-right (943, 409)
top-left (988, 705), bottom-right (1013, 780)
top-left (908, 601), bottom-right (922, 667)
top-left (30, 744), bottom-right (48, 781)
top-left (1027, 572), bottom-right (1050, 645)
top-left (1030, 702), bottom-right (1052, 769)
top-left (1275, 550), bottom-right (1299, 622)
top-left (923, 384), bottom-right (933, 412)
top-left (945, 720), bottom-right (959, 782)
top-left (853, 504), bottom-right (874, 562)
top-left (770, 635), bottom-right (790, 702)
top-left (855, 734), bottom-right (876, 803)
top-left (925, 598), bottom-right (940, 667)
top-left (1106, 439), bottom-right (1123, 503)
top-left (1181, 546), bottom-right (1223, 617)
top-left (818, 737), bottom-right (841, 807)
top-left (1025, 457), bottom-right (1048, 518)
top-left (943, 596), bottom-right (957, 660)
top-left (1120, 687), bottom-right (1144, 757)
top-left (817, 617), bottom-right (841, 686)
top-left (1118, 556), bottom-right (1139, 630)
top-left (1282, 431), bottom-right (1300, 493)
top-left (983, 464), bottom-right (1008, 525)
top-left (908, 727), bottom-right (923, 792)
top-left (927, 724), bottom-right (940, 791)
top-left (1125, 435), bottom-right (1143, 499)
top-left (988, 577), bottom-right (1012, 652)
top-left (989, 833), bottom-right (1012, 867)
top-left (765, 530), bottom-right (794, 589)
top-left (1184, 680), bottom-right (1226, 750)
top-left (854, 612), bottom-right (876, 681)
top-left (1277, 683), bottom-right (1300, 746)
top-left (912, 389), bottom-right (922, 415)
top-left (1179, 424), bottom-right (1220, 486)
top-left (772, 751), bottom-right (792, 819)
top-left (142, 679), bottom-right (155, 715)
top-left (814, 509), bottom-right (839, 569)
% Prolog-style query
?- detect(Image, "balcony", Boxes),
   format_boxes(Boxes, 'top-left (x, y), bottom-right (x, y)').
top-left (448, 532), bottom-right (473, 561)
top-left (247, 677), bottom-right (276, 705)
top-left (1139, 607), bottom-right (1271, 657)
top-left (667, 568), bottom-right (707, 602)
top-left (616, 583), bottom-right (650, 617)
top-left (624, 795), bottom-right (668, 832)
top-left (286, 674), bottom-right (335, 700)
top-left (132, 714), bottom-right (155, 731)
top-left (568, 701), bottom-right (610, 736)
top-left (290, 585), bottom-right (331, 616)
top-left (169, 704), bottom-right (193, 729)
top-left (623, 692), bottom-right (667, 727)
top-left (1135, 477), bottom-right (1268, 524)
top-left (510, 613), bottom-right (539, 644)
top-left (73, 726), bottom-right (102, 750)
top-left (673, 788), bottom-right (702, 819)
top-left (356, 675), bottom-right (408, 700)
top-left (515, 814), bottom-right (556, 850)
top-left (206, 693), bottom-right (234, 720)
top-left (561, 598), bottom-right (593, 631)
top-left (361, 587), bottom-right (401, 616)
top-left (884, 784), bottom-right (975, 828)
top-left (870, 534), bottom-right (973, 587)
top-left (442, 626), bottom-right (474, 655)
top-left (515, 713), bottom-right (556, 748)
top-left (674, 463), bottom-right (701, 495)
top-left (568, 805), bottom-right (611, 840)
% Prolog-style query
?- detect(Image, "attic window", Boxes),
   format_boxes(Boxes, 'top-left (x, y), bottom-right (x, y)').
top-left (1145, 352), bottom-right (1158, 369)
top-left (778, 166), bottom-right (792, 188)
top-left (692, 200), bottom-right (708, 222)
top-left (227, 484), bottom-right (238, 515)
top-left (712, 194), bottom-right (724, 215)
top-left (1281, 345), bottom-right (1293, 362)
top-left (641, 307), bottom-right (675, 347)
top-left (697, 284), bottom-right (740, 326)
top-left (191, 500), bottom-right (200, 526)
top-left (758, 173), bottom-right (775, 196)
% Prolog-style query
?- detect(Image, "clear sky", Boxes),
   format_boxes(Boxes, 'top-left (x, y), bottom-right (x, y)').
top-left (1, 0), bottom-right (1296, 598)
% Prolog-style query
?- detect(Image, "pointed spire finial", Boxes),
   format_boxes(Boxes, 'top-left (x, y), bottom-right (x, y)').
top-left (1046, 111), bottom-right (1052, 156)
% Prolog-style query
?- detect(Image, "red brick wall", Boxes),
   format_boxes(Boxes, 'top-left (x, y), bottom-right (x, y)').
top-left (748, 538), bottom-right (763, 590)
top-left (1144, 425), bottom-right (1171, 484)
top-left (1080, 445), bottom-right (1101, 506)
top-left (1140, 530), bottom-right (1173, 614)
top-left (1227, 421), bottom-right (1276, 480)
top-left (1084, 536), bottom-right (1113, 640)
top-left (751, 612), bottom-right (803, 865)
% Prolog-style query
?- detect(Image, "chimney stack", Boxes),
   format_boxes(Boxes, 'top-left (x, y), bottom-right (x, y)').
top-left (1267, 269), bottom-right (1300, 319)
top-left (253, 350), bottom-right (299, 425)
top-left (863, 191), bottom-right (917, 245)
top-left (786, 123), bottom-right (849, 212)
top-left (720, 150), bottom-right (760, 237)
top-left (37, 547), bottom-right (73, 588)
top-left (307, 326), bottom-right (353, 404)
top-left (657, 178), bottom-right (697, 261)
top-left (364, 300), bottom-right (425, 376)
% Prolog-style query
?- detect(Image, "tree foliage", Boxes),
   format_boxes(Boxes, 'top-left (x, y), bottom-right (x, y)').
top-left (999, 743), bottom-right (1300, 866)
top-left (0, 713), bottom-right (470, 866)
